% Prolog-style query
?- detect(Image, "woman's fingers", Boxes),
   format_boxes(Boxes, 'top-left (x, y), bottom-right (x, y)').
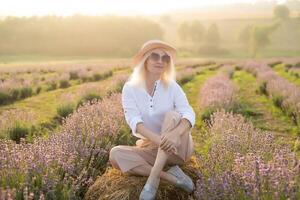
top-left (164, 143), bottom-right (172, 151)
top-left (160, 141), bottom-right (177, 154)
top-left (160, 137), bottom-right (177, 153)
top-left (160, 136), bottom-right (171, 148)
top-left (173, 147), bottom-right (178, 155)
top-left (160, 140), bottom-right (171, 150)
top-left (162, 142), bottom-right (171, 151)
top-left (167, 146), bottom-right (175, 153)
top-left (160, 137), bottom-right (167, 147)
top-left (165, 142), bottom-right (175, 152)
top-left (168, 146), bottom-right (177, 154)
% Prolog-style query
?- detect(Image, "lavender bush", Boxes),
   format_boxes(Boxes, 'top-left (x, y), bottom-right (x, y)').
top-left (0, 93), bottom-right (130, 199)
top-left (194, 110), bottom-right (300, 200)
top-left (199, 70), bottom-right (237, 120)
top-left (233, 149), bottom-right (299, 200)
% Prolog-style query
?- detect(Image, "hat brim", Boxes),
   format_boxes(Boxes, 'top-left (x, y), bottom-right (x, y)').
top-left (132, 43), bottom-right (177, 66)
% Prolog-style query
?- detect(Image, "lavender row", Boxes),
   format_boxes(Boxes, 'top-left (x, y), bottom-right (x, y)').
top-left (176, 63), bottom-right (222, 86)
top-left (0, 68), bottom-right (116, 106)
top-left (0, 73), bottom-right (129, 143)
top-left (194, 110), bottom-right (300, 200)
top-left (199, 65), bottom-right (236, 119)
top-left (243, 60), bottom-right (300, 127)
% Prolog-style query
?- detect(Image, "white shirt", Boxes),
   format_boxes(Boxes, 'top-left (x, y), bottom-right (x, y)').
top-left (121, 79), bottom-right (196, 139)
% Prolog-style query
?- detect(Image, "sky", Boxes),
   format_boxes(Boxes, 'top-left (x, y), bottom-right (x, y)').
top-left (0, 0), bottom-right (287, 17)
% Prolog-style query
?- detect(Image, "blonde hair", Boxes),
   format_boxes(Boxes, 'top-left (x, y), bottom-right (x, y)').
top-left (127, 49), bottom-right (176, 91)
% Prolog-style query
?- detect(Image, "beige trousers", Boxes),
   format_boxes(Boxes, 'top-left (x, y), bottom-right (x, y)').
top-left (109, 110), bottom-right (194, 173)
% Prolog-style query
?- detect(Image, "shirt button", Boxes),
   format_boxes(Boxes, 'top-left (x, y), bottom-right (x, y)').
top-left (150, 105), bottom-right (153, 107)
top-left (150, 99), bottom-right (152, 101)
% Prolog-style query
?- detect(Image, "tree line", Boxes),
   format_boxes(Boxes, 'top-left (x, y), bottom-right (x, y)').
top-left (0, 15), bottom-right (163, 57)
top-left (177, 4), bottom-right (299, 57)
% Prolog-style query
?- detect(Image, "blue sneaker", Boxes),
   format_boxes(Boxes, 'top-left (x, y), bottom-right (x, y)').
top-left (167, 165), bottom-right (195, 193)
top-left (139, 183), bottom-right (158, 200)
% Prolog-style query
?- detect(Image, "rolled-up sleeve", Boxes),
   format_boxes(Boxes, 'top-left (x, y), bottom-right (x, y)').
top-left (121, 83), bottom-right (145, 139)
top-left (173, 82), bottom-right (196, 128)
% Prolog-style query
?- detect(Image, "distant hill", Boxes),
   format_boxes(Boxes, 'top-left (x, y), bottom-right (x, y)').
top-left (145, 1), bottom-right (300, 57)
top-left (164, 0), bottom-right (300, 20)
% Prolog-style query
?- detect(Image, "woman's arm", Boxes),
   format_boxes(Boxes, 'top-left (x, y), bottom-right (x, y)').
top-left (136, 122), bottom-right (161, 146)
top-left (122, 83), bottom-right (146, 139)
top-left (159, 118), bottom-right (191, 150)
top-left (159, 82), bottom-right (195, 150)
top-left (173, 81), bottom-right (196, 129)
top-left (137, 122), bottom-right (177, 153)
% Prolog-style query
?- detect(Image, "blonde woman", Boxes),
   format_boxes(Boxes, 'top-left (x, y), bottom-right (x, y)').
top-left (109, 40), bottom-right (195, 200)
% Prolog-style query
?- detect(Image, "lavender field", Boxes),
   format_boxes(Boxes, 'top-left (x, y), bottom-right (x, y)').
top-left (0, 58), bottom-right (299, 200)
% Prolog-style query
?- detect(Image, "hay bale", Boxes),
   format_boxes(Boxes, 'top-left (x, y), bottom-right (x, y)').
top-left (84, 156), bottom-right (200, 200)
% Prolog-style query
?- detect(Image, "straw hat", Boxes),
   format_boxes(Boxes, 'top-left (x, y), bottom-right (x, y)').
top-left (132, 39), bottom-right (177, 66)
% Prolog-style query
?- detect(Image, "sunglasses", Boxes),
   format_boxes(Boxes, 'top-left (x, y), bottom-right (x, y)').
top-left (148, 52), bottom-right (171, 64)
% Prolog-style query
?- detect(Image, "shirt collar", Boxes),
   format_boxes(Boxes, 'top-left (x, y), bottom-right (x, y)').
top-left (155, 79), bottom-right (160, 85)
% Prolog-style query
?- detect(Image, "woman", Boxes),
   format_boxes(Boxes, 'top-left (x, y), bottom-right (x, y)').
top-left (109, 39), bottom-right (196, 200)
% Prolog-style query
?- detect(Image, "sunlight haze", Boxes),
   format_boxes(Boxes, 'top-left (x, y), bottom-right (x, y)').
top-left (0, 0), bottom-right (287, 16)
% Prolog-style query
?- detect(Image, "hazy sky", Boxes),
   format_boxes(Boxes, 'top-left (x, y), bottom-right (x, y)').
top-left (0, 0), bottom-right (287, 17)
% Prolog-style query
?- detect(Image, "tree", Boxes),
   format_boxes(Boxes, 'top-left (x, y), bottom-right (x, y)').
top-left (205, 23), bottom-right (221, 48)
top-left (177, 21), bottom-right (190, 42)
top-left (189, 20), bottom-right (205, 43)
top-left (0, 15), bottom-right (164, 57)
top-left (159, 15), bottom-right (172, 25)
top-left (238, 22), bottom-right (279, 58)
top-left (238, 25), bottom-right (253, 46)
top-left (273, 5), bottom-right (290, 20)
top-left (249, 23), bottom-right (279, 58)
top-left (177, 20), bottom-right (205, 43)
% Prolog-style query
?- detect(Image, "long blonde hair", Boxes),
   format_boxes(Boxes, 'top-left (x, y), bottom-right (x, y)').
top-left (127, 49), bottom-right (176, 91)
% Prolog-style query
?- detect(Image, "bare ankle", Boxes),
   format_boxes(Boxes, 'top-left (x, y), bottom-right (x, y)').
top-left (146, 175), bottom-right (160, 188)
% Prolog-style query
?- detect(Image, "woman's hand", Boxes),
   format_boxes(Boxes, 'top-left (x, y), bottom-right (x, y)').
top-left (159, 131), bottom-right (180, 154)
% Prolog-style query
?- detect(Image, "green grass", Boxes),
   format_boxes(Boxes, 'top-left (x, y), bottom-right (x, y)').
top-left (57, 103), bottom-right (76, 119)
top-left (175, 65), bottom-right (299, 154)
top-left (232, 70), bottom-right (299, 137)
top-left (273, 63), bottom-right (300, 86)
top-left (180, 65), bottom-right (219, 154)
top-left (0, 69), bottom-right (115, 107)
top-left (8, 121), bottom-right (30, 143)
top-left (0, 69), bottom-right (129, 139)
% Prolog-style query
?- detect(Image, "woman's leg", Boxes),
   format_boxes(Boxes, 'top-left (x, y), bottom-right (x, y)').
top-left (127, 164), bottom-right (178, 184)
top-left (143, 111), bottom-right (183, 187)
top-left (109, 110), bottom-right (193, 186)
top-left (109, 145), bottom-right (178, 184)
top-left (143, 147), bottom-right (171, 187)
